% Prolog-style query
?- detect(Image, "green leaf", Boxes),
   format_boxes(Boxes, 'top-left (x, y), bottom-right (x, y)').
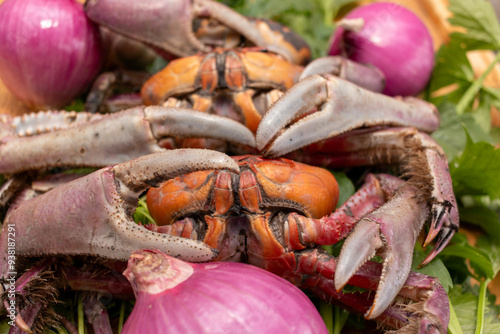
top-left (459, 205), bottom-right (500, 239)
top-left (439, 242), bottom-right (494, 279)
top-left (429, 41), bottom-right (474, 104)
top-left (448, 283), bottom-right (500, 334)
top-left (448, 0), bottom-right (500, 51)
top-left (413, 243), bottom-right (453, 292)
top-left (432, 103), bottom-right (492, 161)
top-left (133, 195), bottom-right (156, 225)
top-left (450, 135), bottom-right (500, 199)
top-left (330, 171), bottom-right (355, 208)
top-left (64, 98), bottom-right (86, 112)
top-left (476, 235), bottom-right (500, 277)
top-left (448, 301), bottom-right (464, 334)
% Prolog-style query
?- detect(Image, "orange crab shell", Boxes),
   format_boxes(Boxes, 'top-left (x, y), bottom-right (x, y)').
top-left (140, 49), bottom-right (303, 106)
top-left (146, 156), bottom-right (339, 226)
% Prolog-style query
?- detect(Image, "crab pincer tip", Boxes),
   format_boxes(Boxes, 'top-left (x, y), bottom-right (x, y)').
top-left (423, 226), bottom-right (441, 248)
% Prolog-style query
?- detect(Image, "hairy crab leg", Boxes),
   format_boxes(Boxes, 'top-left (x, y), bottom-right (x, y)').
top-left (0, 106), bottom-right (255, 174)
top-left (0, 149), bottom-right (239, 280)
top-left (290, 127), bottom-right (459, 263)
top-left (300, 251), bottom-right (449, 333)
top-left (285, 174), bottom-right (426, 320)
top-left (299, 56), bottom-right (386, 93)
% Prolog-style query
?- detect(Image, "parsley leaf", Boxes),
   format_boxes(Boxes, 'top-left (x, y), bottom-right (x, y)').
top-left (448, 283), bottom-right (500, 334)
top-left (429, 41), bottom-right (474, 106)
top-left (450, 134), bottom-right (500, 199)
top-left (448, 0), bottom-right (500, 51)
top-left (432, 103), bottom-right (492, 161)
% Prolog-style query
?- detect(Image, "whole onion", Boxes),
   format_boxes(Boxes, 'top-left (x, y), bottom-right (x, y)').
top-left (0, 0), bottom-right (103, 109)
top-left (122, 249), bottom-right (328, 334)
top-left (329, 2), bottom-right (434, 96)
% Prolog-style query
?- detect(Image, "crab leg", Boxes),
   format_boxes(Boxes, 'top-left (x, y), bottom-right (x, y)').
top-left (284, 174), bottom-right (424, 320)
top-left (286, 174), bottom-right (401, 248)
top-left (256, 75), bottom-right (457, 320)
top-left (299, 56), bottom-right (386, 93)
top-left (0, 149), bottom-right (239, 280)
top-left (298, 251), bottom-right (449, 332)
top-left (0, 106), bottom-right (255, 174)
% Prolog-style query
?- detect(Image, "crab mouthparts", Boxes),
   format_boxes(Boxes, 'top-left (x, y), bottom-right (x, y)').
top-left (214, 216), bottom-right (249, 262)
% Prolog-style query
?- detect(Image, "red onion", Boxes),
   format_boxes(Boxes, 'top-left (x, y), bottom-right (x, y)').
top-left (329, 2), bottom-right (434, 97)
top-left (122, 250), bottom-right (328, 334)
top-left (0, 0), bottom-right (103, 109)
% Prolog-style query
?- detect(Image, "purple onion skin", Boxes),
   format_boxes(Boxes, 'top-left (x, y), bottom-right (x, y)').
top-left (0, 0), bottom-right (103, 109)
top-left (122, 250), bottom-right (328, 334)
top-left (329, 2), bottom-right (434, 97)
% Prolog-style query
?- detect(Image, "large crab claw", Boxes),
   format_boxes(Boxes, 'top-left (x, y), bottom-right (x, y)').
top-left (0, 149), bottom-right (239, 280)
top-left (256, 74), bottom-right (459, 320)
top-left (0, 106), bottom-right (255, 174)
top-left (256, 74), bottom-right (439, 155)
top-left (335, 184), bottom-right (429, 319)
top-left (85, 0), bottom-right (311, 65)
top-left (300, 56), bottom-right (386, 93)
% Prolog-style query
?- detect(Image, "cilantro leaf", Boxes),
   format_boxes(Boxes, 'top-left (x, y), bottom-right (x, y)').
top-left (448, 0), bottom-right (500, 51)
top-left (450, 134), bottom-right (500, 199)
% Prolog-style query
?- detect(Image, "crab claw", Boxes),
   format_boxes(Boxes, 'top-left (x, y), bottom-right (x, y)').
top-left (0, 106), bottom-right (255, 174)
top-left (85, 0), bottom-right (210, 57)
top-left (0, 149), bottom-right (239, 280)
top-left (299, 56), bottom-right (386, 93)
top-left (85, 0), bottom-right (311, 64)
top-left (335, 184), bottom-right (429, 319)
top-left (256, 74), bottom-right (439, 156)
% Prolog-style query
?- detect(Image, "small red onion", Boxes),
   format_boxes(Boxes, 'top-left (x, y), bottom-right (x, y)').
top-left (122, 250), bottom-right (328, 334)
top-left (329, 2), bottom-right (434, 96)
top-left (0, 0), bottom-right (104, 109)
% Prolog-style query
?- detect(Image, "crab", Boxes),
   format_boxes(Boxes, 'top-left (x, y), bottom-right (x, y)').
top-left (0, 75), bottom-right (456, 332)
top-left (0, 150), bottom-right (450, 332)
